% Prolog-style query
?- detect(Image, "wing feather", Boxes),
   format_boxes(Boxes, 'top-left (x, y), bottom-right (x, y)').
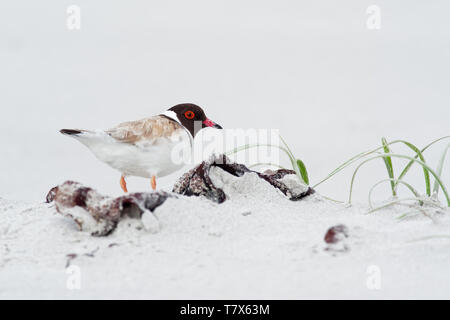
top-left (106, 116), bottom-right (182, 144)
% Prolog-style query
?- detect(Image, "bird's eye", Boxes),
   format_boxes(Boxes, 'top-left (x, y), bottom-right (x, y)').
top-left (184, 111), bottom-right (195, 119)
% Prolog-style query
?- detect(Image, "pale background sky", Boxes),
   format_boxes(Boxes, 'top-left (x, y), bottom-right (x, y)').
top-left (0, 0), bottom-right (449, 202)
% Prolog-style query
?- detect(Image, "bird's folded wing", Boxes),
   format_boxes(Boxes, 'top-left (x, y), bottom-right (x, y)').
top-left (106, 115), bottom-right (182, 144)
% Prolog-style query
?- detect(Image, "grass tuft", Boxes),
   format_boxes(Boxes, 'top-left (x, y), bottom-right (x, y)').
top-left (227, 135), bottom-right (449, 212)
top-left (348, 153), bottom-right (449, 207)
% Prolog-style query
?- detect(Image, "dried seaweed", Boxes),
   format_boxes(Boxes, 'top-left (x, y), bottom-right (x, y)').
top-left (173, 154), bottom-right (315, 203)
top-left (46, 181), bottom-right (171, 236)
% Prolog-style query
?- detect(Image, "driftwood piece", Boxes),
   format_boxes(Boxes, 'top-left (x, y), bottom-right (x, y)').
top-left (173, 154), bottom-right (315, 203)
top-left (46, 181), bottom-right (170, 236)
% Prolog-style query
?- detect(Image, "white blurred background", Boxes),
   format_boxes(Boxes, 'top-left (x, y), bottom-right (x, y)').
top-left (0, 0), bottom-right (449, 203)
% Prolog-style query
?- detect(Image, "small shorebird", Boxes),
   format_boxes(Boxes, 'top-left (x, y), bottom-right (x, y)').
top-left (60, 103), bottom-right (222, 192)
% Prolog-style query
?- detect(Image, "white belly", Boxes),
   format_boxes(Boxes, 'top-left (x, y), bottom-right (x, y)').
top-left (75, 130), bottom-right (191, 178)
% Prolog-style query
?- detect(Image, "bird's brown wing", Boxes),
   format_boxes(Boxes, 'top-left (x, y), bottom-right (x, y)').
top-left (106, 115), bottom-right (182, 144)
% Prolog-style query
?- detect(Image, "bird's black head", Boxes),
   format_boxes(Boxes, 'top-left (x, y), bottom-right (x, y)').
top-left (165, 103), bottom-right (222, 138)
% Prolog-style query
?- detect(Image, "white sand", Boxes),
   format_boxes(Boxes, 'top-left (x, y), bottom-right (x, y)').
top-left (1, 168), bottom-right (449, 299)
top-left (1, 0), bottom-right (449, 299)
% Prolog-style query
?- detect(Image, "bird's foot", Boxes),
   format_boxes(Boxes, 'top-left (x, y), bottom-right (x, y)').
top-left (151, 176), bottom-right (156, 190)
top-left (120, 176), bottom-right (128, 193)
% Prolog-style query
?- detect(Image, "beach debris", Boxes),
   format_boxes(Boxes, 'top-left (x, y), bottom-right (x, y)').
top-left (324, 224), bottom-right (350, 253)
top-left (46, 181), bottom-right (170, 236)
top-left (173, 154), bottom-right (315, 203)
top-left (324, 224), bottom-right (349, 244)
top-left (47, 156), bottom-right (314, 235)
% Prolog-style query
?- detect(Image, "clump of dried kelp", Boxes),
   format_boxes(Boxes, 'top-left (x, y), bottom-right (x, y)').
top-left (46, 181), bottom-right (170, 236)
top-left (173, 154), bottom-right (314, 203)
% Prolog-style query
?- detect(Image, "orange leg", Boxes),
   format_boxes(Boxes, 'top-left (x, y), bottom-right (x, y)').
top-left (120, 176), bottom-right (128, 193)
top-left (151, 176), bottom-right (156, 190)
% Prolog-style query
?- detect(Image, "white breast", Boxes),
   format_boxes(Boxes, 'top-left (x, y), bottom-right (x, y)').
top-left (73, 129), bottom-right (191, 178)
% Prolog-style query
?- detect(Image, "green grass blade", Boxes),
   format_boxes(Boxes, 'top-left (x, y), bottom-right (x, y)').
top-left (279, 135), bottom-right (307, 183)
top-left (348, 154), bottom-right (450, 206)
top-left (313, 136), bottom-right (450, 189)
top-left (368, 178), bottom-right (420, 209)
top-left (367, 197), bottom-right (424, 214)
top-left (279, 135), bottom-right (298, 171)
top-left (367, 197), bottom-right (442, 214)
top-left (395, 136), bottom-right (450, 194)
top-left (279, 135), bottom-right (296, 160)
top-left (248, 163), bottom-right (286, 169)
top-left (225, 139), bottom-right (306, 183)
top-left (395, 140), bottom-right (430, 196)
top-left (321, 195), bottom-right (345, 203)
top-left (225, 143), bottom-right (290, 157)
top-left (433, 142), bottom-right (450, 195)
top-left (381, 138), bottom-right (396, 196)
top-left (396, 211), bottom-right (421, 220)
top-left (296, 159), bottom-right (309, 185)
top-left (312, 139), bottom-right (411, 189)
top-left (312, 148), bottom-right (381, 188)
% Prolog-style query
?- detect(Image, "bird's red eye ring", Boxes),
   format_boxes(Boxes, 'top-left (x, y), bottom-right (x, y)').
top-left (185, 111), bottom-right (195, 119)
